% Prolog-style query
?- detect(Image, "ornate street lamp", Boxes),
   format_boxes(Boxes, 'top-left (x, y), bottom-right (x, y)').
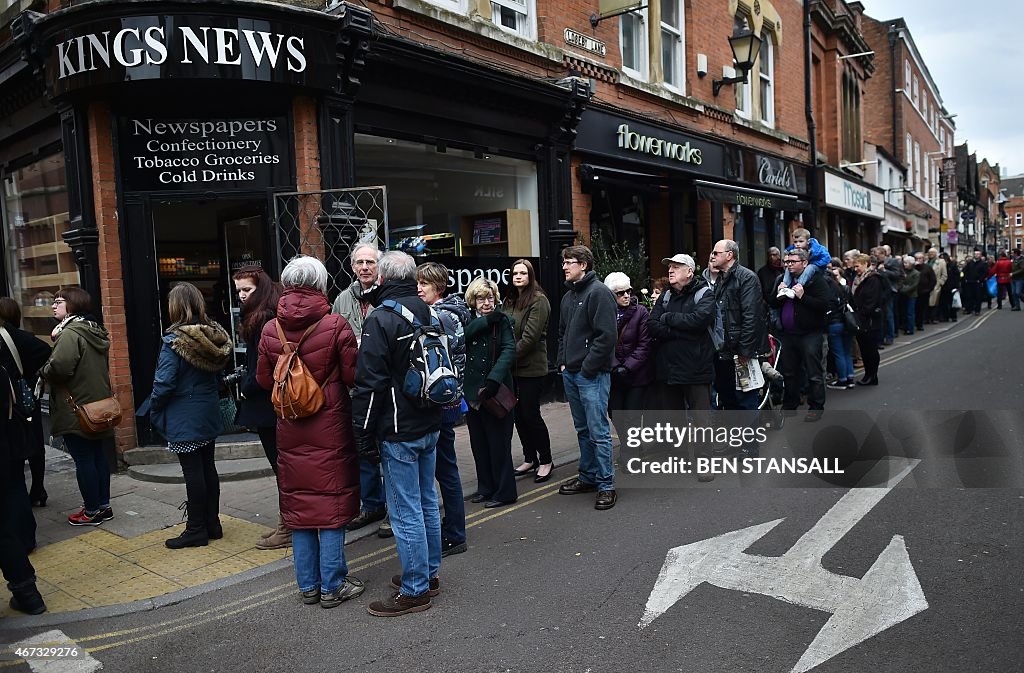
top-left (713, 30), bottom-right (762, 97)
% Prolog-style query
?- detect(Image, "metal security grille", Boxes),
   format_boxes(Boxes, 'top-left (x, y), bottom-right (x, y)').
top-left (273, 186), bottom-right (389, 300)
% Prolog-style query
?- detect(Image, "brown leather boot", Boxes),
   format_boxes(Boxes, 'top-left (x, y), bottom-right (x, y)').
top-left (256, 516), bottom-right (291, 550)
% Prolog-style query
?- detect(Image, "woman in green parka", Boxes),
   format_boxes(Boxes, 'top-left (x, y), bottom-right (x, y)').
top-left (41, 287), bottom-right (115, 527)
top-left (464, 277), bottom-right (518, 508)
top-left (503, 259), bottom-right (554, 482)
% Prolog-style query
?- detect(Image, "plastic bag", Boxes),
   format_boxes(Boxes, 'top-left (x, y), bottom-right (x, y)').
top-left (951, 289), bottom-right (962, 309)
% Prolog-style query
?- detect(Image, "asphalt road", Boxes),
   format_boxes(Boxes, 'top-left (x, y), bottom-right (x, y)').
top-left (2, 309), bottom-right (1021, 673)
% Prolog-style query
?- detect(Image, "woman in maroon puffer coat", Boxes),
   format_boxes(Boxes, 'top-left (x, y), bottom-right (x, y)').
top-left (256, 255), bottom-right (363, 609)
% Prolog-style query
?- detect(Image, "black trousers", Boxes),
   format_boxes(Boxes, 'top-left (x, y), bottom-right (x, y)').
top-left (177, 442), bottom-right (220, 530)
top-left (512, 376), bottom-right (551, 465)
top-left (0, 459), bottom-right (36, 592)
top-left (779, 332), bottom-right (826, 410)
top-left (962, 282), bottom-right (981, 314)
top-left (257, 426), bottom-right (278, 475)
top-left (855, 330), bottom-right (881, 381)
top-left (466, 409), bottom-right (517, 503)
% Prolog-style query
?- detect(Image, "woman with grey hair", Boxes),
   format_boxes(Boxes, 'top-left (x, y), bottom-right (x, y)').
top-left (256, 255), bottom-right (363, 608)
top-left (604, 272), bottom-right (652, 437)
top-left (463, 277), bottom-right (518, 508)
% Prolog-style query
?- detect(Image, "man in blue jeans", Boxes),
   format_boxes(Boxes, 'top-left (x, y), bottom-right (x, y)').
top-left (556, 245), bottom-right (618, 510)
top-left (352, 251), bottom-right (442, 617)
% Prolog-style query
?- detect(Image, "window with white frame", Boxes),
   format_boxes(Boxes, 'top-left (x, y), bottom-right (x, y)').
top-left (1016, 237), bottom-right (1022, 249)
top-left (758, 31), bottom-right (775, 126)
top-left (420, 0), bottom-right (467, 13)
top-left (733, 14), bottom-right (752, 118)
top-left (906, 133), bottom-right (913, 167)
top-left (912, 77), bottom-right (919, 107)
top-left (905, 60), bottom-right (911, 89)
top-left (660, 0), bottom-right (684, 91)
top-left (922, 94), bottom-right (927, 120)
top-left (620, 8), bottom-right (649, 81)
top-left (490, 0), bottom-right (534, 39)
top-left (1017, 213), bottom-right (1022, 226)
top-left (917, 140), bottom-right (925, 192)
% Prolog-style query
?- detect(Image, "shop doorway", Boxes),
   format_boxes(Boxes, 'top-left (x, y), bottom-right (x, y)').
top-left (134, 197), bottom-right (270, 445)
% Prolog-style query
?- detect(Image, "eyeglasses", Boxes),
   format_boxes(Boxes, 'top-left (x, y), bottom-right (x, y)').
top-left (561, 260), bottom-right (581, 267)
top-left (477, 296), bottom-right (496, 304)
top-left (614, 289), bottom-right (632, 297)
top-left (710, 250), bottom-right (728, 257)
top-left (783, 260), bottom-right (802, 265)
top-left (52, 299), bottom-right (66, 305)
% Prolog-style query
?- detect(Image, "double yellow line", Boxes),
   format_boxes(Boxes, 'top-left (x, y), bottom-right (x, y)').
top-left (0, 480), bottom-right (565, 665)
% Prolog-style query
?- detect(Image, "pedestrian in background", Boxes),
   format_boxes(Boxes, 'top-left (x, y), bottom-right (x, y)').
top-left (940, 252), bottom-right (960, 321)
top-left (231, 266), bottom-right (290, 549)
top-left (1010, 249), bottom-right (1024, 311)
top-left (899, 256), bottom-right (920, 335)
top-left (851, 254), bottom-right (883, 386)
top-left (962, 249), bottom-right (987, 315)
top-left (556, 245), bottom-right (618, 511)
top-left (989, 251), bottom-right (1013, 310)
top-left (257, 256), bottom-right (363, 609)
top-left (927, 249), bottom-right (947, 322)
top-left (416, 262), bottom-right (470, 557)
top-left (352, 251), bottom-right (441, 617)
top-left (334, 243), bottom-right (391, 539)
top-left (504, 259), bottom-right (553, 483)
top-left (464, 277), bottom-right (518, 509)
top-left (757, 247), bottom-right (783, 304)
top-left (144, 283), bottom-right (231, 549)
top-left (0, 298), bottom-right (50, 552)
top-left (824, 263), bottom-right (855, 389)
top-left (41, 288), bottom-right (115, 527)
top-left (1, 395), bottom-right (45, 614)
top-left (604, 271), bottom-right (653, 443)
top-left (914, 253), bottom-right (936, 331)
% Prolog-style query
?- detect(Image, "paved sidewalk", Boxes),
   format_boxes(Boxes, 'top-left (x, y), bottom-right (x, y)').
top-left (1, 402), bottom-right (584, 622)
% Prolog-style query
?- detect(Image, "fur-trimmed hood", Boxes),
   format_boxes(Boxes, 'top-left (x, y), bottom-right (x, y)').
top-left (166, 323), bottom-right (231, 372)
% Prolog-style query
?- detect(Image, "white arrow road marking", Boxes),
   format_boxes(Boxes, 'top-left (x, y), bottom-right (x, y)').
top-left (13, 629), bottom-right (102, 673)
top-left (639, 459), bottom-right (928, 673)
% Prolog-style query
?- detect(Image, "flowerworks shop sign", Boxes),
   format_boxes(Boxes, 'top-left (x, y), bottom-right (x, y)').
top-left (117, 116), bottom-right (293, 192)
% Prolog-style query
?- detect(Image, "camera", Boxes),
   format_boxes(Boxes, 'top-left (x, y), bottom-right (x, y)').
top-left (222, 365), bottom-right (247, 386)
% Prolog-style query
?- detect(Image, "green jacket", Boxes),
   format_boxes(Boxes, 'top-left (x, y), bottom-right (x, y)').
top-left (1012, 257), bottom-right (1024, 280)
top-left (463, 310), bottom-right (516, 403)
top-left (41, 320), bottom-right (115, 439)
top-left (900, 268), bottom-right (920, 297)
top-left (504, 293), bottom-right (550, 378)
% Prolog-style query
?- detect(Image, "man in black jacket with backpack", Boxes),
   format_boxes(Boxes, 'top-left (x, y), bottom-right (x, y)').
top-left (768, 248), bottom-right (830, 422)
top-left (352, 251), bottom-right (443, 618)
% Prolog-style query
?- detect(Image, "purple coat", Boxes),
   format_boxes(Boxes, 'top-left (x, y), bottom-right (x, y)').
top-left (613, 301), bottom-right (655, 387)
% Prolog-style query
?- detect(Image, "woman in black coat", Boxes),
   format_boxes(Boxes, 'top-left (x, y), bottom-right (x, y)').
top-left (851, 254), bottom-right (883, 386)
top-left (231, 266), bottom-right (287, 548)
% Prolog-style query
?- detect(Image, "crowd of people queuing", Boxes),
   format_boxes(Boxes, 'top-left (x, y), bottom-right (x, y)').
top-left (2, 225), bottom-right (1021, 617)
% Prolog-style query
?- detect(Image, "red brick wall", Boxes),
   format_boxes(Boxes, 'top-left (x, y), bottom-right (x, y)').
top-left (292, 96), bottom-right (323, 258)
top-left (88, 101), bottom-right (136, 453)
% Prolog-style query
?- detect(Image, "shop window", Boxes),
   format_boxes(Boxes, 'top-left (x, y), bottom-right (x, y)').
top-left (490, 0), bottom-right (535, 40)
top-left (354, 134), bottom-right (539, 262)
top-left (2, 153), bottom-right (78, 342)
top-left (758, 31), bottom-right (775, 126)
top-left (660, 0), bottom-right (685, 91)
top-left (620, 9), bottom-right (649, 81)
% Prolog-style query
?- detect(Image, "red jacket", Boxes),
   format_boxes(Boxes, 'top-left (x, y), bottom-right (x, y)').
top-left (989, 258), bottom-right (1013, 284)
top-left (256, 287), bottom-right (359, 529)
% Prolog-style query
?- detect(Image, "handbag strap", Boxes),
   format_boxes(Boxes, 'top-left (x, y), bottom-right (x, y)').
top-left (0, 327), bottom-right (23, 376)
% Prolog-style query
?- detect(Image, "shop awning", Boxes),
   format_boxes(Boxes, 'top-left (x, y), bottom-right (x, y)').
top-left (693, 179), bottom-right (803, 210)
top-left (577, 163), bottom-right (669, 191)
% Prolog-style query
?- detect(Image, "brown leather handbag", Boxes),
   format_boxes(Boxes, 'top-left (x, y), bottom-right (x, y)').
top-left (479, 322), bottom-right (517, 419)
top-left (67, 390), bottom-right (123, 434)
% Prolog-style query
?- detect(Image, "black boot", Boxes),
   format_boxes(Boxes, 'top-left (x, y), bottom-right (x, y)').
top-left (165, 501), bottom-right (209, 549)
top-left (8, 578), bottom-right (46, 615)
top-left (206, 493), bottom-right (223, 540)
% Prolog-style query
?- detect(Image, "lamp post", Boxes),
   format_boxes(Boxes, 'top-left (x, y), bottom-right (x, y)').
top-left (713, 30), bottom-right (762, 96)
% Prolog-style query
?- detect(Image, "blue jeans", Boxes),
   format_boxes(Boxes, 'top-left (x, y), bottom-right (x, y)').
top-left (827, 322), bottom-right (854, 382)
top-left (902, 295), bottom-right (916, 334)
top-left (1012, 279), bottom-right (1023, 309)
top-left (64, 434), bottom-right (110, 513)
top-left (882, 296), bottom-right (896, 343)
top-left (561, 370), bottom-right (614, 491)
top-left (358, 457), bottom-right (386, 513)
top-left (435, 422), bottom-right (466, 544)
top-left (292, 528), bottom-right (346, 593)
top-left (381, 432), bottom-right (442, 597)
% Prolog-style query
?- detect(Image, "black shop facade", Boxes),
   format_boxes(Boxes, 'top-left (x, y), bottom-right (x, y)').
top-left (1, 0), bottom-right (587, 451)
top-left (573, 108), bottom-right (811, 277)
